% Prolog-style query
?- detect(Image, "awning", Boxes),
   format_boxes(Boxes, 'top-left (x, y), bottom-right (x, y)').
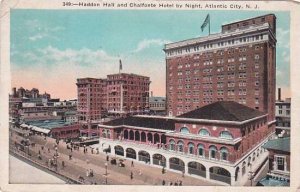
top-left (31, 126), bottom-right (50, 134)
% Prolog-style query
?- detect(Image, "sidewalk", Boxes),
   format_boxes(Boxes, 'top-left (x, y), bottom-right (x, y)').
top-left (10, 132), bottom-right (220, 185)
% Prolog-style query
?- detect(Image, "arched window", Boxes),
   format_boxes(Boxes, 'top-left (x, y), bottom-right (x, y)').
top-left (220, 147), bottom-right (229, 161)
top-left (209, 145), bottom-right (217, 159)
top-left (248, 156), bottom-right (251, 166)
top-left (180, 127), bottom-right (190, 134)
top-left (197, 144), bottom-right (204, 157)
top-left (252, 153), bottom-right (256, 162)
top-left (169, 139), bottom-right (175, 151)
top-left (177, 141), bottom-right (184, 152)
top-left (188, 143), bottom-right (195, 155)
top-left (199, 129), bottom-right (210, 136)
top-left (242, 161), bottom-right (246, 175)
top-left (219, 131), bottom-right (233, 139)
top-left (102, 129), bottom-right (106, 138)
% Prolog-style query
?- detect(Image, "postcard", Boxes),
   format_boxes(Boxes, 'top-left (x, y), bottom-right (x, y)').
top-left (1, 0), bottom-right (300, 192)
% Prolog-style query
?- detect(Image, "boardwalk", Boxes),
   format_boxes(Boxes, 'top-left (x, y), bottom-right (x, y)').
top-left (10, 129), bottom-right (220, 186)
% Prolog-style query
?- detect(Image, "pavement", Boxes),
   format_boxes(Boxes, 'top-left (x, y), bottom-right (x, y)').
top-left (9, 129), bottom-right (220, 186)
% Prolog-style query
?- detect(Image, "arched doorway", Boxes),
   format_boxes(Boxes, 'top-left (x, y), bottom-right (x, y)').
top-left (154, 133), bottom-right (160, 144)
top-left (141, 132), bottom-right (146, 142)
top-left (114, 145), bottom-right (124, 156)
top-left (126, 148), bottom-right (136, 159)
top-left (169, 157), bottom-right (185, 172)
top-left (188, 161), bottom-right (206, 178)
top-left (129, 130), bottom-right (134, 140)
top-left (161, 134), bottom-right (166, 144)
top-left (135, 131), bottom-right (140, 141)
top-left (235, 167), bottom-right (240, 181)
top-left (209, 166), bottom-right (231, 185)
top-left (124, 130), bottom-right (128, 140)
top-left (138, 150), bottom-right (150, 163)
top-left (153, 153), bottom-right (166, 167)
top-left (147, 132), bottom-right (153, 143)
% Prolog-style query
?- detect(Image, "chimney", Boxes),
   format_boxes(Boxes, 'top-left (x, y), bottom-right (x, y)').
top-left (278, 88), bottom-right (281, 101)
top-left (12, 87), bottom-right (17, 96)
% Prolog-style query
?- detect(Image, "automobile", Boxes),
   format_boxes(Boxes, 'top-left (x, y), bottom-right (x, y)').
top-left (110, 158), bottom-right (117, 165)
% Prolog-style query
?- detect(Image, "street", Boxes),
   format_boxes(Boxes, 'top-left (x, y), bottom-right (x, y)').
top-left (10, 129), bottom-right (219, 186)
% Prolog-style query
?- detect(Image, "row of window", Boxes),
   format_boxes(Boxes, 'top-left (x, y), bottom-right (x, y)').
top-left (166, 33), bottom-right (265, 57)
top-left (179, 127), bottom-right (234, 139)
top-left (168, 139), bottom-right (230, 161)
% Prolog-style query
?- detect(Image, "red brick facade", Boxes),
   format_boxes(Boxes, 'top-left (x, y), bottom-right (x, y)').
top-left (164, 14), bottom-right (276, 124)
top-left (77, 73), bottom-right (150, 136)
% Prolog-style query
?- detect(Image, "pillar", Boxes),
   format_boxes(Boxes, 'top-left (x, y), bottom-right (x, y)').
top-left (206, 167), bottom-right (210, 179)
top-left (110, 144), bottom-right (115, 156)
top-left (184, 162), bottom-right (189, 175)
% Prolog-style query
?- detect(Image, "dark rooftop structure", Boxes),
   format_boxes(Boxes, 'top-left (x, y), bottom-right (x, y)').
top-left (263, 137), bottom-right (290, 153)
top-left (178, 101), bottom-right (266, 122)
top-left (104, 116), bottom-right (175, 131)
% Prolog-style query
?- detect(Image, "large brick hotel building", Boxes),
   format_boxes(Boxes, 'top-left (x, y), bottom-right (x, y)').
top-left (95, 14), bottom-right (276, 186)
top-left (77, 73), bottom-right (150, 136)
top-left (164, 14), bottom-right (276, 124)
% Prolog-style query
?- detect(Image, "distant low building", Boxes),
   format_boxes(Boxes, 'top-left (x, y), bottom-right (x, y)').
top-left (64, 111), bottom-right (78, 124)
top-left (25, 119), bottom-right (80, 139)
top-left (275, 98), bottom-right (291, 136)
top-left (149, 96), bottom-right (166, 115)
top-left (258, 137), bottom-right (290, 186)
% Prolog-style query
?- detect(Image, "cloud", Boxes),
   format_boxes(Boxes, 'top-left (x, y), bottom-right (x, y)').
top-left (26, 19), bottom-right (64, 41)
top-left (11, 47), bottom-right (121, 99)
top-left (281, 51), bottom-right (290, 63)
top-left (133, 39), bottom-right (171, 53)
top-left (277, 28), bottom-right (290, 49)
top-left (11, 46), bottom-right (166, 99)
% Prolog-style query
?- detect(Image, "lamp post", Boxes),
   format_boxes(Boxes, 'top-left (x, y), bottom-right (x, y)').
top-left (104, 162), bottom-right (108, 184)
top-left (248, 165), bottom-right (254, 186)
top-left (26, 137), bottom-right (30, 156)
top-left (54, 147), bottom-right (58, 171)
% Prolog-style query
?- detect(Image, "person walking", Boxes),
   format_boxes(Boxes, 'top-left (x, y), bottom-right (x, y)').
top-left (162, 166), bottom-right (165, 174)
top-left (162, 180), bottom-right (165, 186)
top-left (131, 160), bottom-right (134, 167)
top-left (130, 171), bottom-right (133, 180)
top-left (179, 180), bottom-right (182, 186)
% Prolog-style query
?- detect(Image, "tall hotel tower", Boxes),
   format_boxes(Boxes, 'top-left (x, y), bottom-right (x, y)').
top-left (164, 14), bottom-right (276, 127)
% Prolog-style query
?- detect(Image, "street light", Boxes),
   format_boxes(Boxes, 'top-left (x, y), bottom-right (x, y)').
top-left (54, 147), bottom-right (59, 171)
top-left (248, 165), bottom-right (254, 186)
top-left (104, 162), bottom-right (108, 184)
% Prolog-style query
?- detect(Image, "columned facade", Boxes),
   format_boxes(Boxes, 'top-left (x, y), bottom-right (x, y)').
top-left (99, 135), bottom-right (270, 186)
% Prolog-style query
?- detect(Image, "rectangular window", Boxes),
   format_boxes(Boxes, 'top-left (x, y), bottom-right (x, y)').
top-left (276, 156), bottom-right (285, 171)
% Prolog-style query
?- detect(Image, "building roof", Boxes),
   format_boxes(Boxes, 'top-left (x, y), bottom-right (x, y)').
top-left (104, 116), bottom-right (175, 131)
top-left (263, 137), bottom-right (290, 153)
top-left (178, 101), bottom-right (265, 122)
top-left (149, 97), bottom-right (166, 103)
top-left (65, 111), bottom-right (77, 115)
top-left (26, 119), bottom-right (72, 130)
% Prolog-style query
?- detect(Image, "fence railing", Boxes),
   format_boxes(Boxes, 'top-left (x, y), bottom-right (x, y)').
top-left (188, 167), bottom-right (206, 178)
top-left (152, 158), bottom-right (166, 167)
top-left (210, 172), bottom-right (231, 185)
top-left (138, 155), bottom-right (150, 163)
top-left (169, 163), bottom-right (184, 172)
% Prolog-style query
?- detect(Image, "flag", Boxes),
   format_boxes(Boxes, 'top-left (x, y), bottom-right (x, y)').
top-left (119, 59), bottom-right (122, 71)
top-left (201, 14), bottom-right (210, 32)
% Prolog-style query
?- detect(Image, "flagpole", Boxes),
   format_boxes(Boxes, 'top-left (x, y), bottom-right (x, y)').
top-left (209, 14), bottom-right (211, 35)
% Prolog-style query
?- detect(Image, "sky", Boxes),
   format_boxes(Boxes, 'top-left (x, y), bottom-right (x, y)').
top-left (10, 10), bottom-right (290, 100)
